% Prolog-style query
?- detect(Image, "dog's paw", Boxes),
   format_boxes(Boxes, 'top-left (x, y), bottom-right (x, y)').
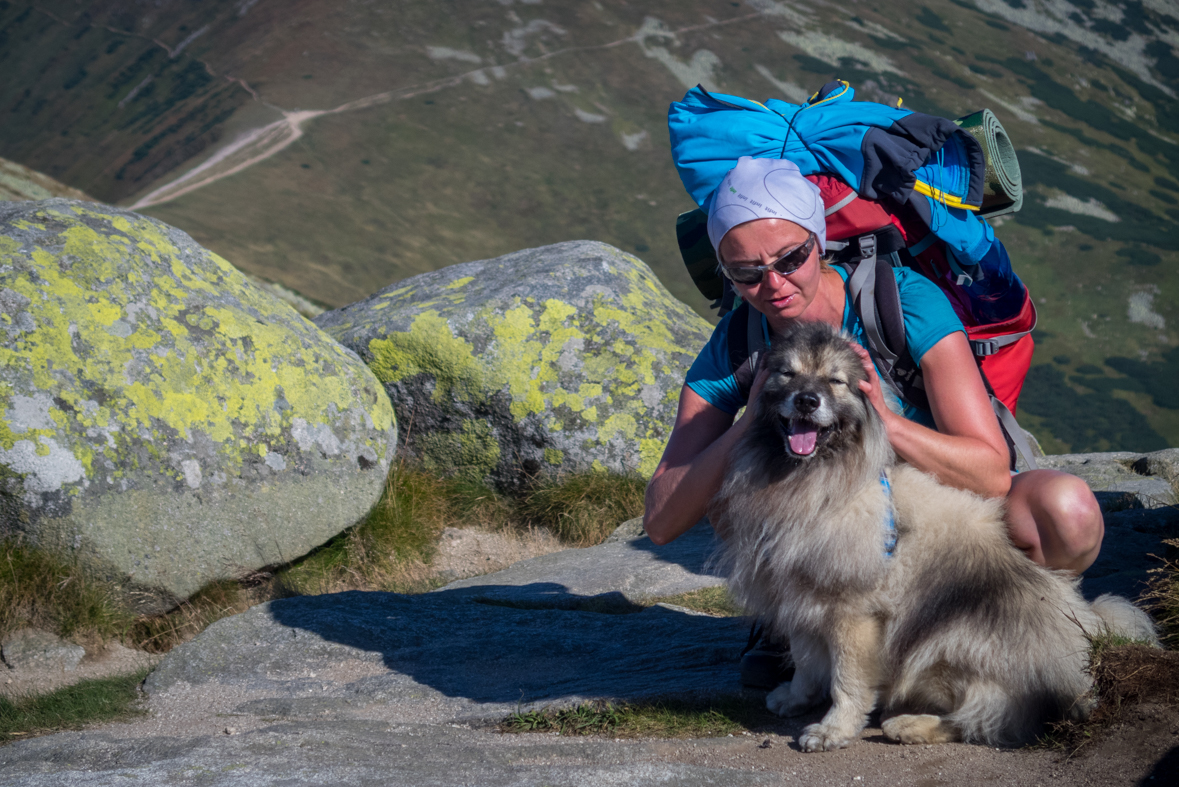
top-left (798, 722), bottom-right (854, 752)
top-left (881, 714), bottom-right (956, 745)
top-left (766, 683), bottom-right (816, 717)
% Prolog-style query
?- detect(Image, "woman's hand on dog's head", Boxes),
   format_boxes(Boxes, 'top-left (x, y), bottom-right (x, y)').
top-left (745, 359), bottom-right (773, 414)
top-left (849, 341), bottom-right (891, 420)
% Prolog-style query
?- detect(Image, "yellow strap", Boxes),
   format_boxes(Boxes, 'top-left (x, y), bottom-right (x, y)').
top-left (912, 180), bottom-right (981, 211)
top-left (806, 80), bottom-right (850, 109)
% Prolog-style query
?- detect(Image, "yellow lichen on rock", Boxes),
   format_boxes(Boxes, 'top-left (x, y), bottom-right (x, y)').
top-left (0, 200), bottom-right (398, 611)
top-left (317, 240), bottom-right (711, 490)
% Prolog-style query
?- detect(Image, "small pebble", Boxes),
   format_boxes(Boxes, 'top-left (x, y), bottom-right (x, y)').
top-left (224, 727), bottom-right (237, 735)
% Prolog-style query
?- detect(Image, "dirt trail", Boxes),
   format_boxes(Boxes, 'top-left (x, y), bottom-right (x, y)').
top-left (126, 12), bottom-right (762, 211)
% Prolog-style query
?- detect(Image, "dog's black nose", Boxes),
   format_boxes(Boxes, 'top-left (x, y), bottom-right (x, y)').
top-left (794, 391), bottom-right (820, 414)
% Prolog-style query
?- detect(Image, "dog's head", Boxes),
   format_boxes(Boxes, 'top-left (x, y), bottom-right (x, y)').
top-left (752, 322), bottom-right (878, 464)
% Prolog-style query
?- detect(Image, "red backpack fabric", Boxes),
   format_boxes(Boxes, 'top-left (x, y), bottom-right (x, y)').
top-left (807, 174), bottom-right (1036, 415)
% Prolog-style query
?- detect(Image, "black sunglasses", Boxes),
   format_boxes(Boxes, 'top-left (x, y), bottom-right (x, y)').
top-left (719, 234), bottom-right (816, 285)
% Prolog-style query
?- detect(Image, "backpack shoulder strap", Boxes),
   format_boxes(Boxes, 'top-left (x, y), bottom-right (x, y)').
top-left (839, 233), bottom-right (927, 409)
top-left (726, 301), bottom-right (769, 404)
top-left (843, 240), bottom-right (1036, 471)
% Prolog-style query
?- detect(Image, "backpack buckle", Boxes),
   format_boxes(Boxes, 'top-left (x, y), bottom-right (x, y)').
top-left (858, 234), bottom-right (877, 264)
top-left (972, 339), bottom-right (999, 356)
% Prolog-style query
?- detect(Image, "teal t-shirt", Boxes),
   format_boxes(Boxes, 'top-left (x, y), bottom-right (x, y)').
top-left (684, 267), bottom-right (965, 428)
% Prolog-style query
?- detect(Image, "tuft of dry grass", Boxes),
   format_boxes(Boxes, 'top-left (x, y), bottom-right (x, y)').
top-left (275, 465), bottom-right (509, 596)
top-left (0, 538), bottom-right (133, 647)
top-left (128, 579), bottom-right (266, 654)
top-left (517, 472), bottom-right (647, 547)
top-left (1142, 538), bottom-right (1179, 648)
top-left (277, 465), bottom-right (645, 594)
top-left (1037, 542), bottom-right (1179, 753)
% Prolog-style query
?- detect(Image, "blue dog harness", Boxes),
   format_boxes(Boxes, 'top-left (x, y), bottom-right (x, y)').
top-left (881, 473), bottom-right (897, 559)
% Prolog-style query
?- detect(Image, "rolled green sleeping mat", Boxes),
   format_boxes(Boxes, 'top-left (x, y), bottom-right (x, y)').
top-left (954, 108), bottom-right (1023, 217)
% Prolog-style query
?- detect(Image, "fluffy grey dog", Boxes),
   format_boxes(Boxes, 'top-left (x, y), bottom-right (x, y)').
top-left (710, 321), bottom-right (1156, 751)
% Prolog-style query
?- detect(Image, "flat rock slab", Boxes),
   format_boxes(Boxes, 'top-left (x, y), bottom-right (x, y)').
top-left (439, 518), bottom-right (724, 605)
top-left (1039, 450), bottom-right (1178, 511)
top-left (3, 700), bottom-right (1171, 787)
top-left (0, 721), bottom-right (779, 787)
top-left (144, 587), bottom-right (748, 725)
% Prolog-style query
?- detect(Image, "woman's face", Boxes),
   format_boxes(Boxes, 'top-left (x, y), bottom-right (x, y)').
top-left (717, 218), bottom-right (823, 325)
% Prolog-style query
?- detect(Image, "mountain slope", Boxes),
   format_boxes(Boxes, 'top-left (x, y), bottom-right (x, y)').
top-left (1, 0), bottom-right (1176, 452)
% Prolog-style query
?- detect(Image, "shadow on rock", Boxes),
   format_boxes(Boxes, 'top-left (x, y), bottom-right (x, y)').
top-left (267, 585), bottom-right (745, 705)
top-left (146, 584), bottom-right (750, 714)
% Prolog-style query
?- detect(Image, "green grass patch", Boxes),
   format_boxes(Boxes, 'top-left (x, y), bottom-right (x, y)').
top-left (500, 696), bottom-right (774, 739)
top-left (0, 539), bottom-right (271, 655)
top-left (654, 586), bottom-right (745, 617)
top-left (0, 668), bottom-right (149, 744)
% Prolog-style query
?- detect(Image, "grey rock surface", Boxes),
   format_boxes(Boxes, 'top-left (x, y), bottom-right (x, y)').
top-left (1132, 448), bottom-right (1179, 484)
top-left (0, 201), bottom-right (398, 612)
top-left (606, 515), bottom-right (647, 542)
top-left (2, 450), bottom-right (1175, 785)
top-left (0, 515), bottom-right (752, 784)
top-left (143, 588), bottom-right (746, 720)
top-left (315, 241), bottom-right (712, 490)
top-left (1039, 449), bottom-right (1178, 511)
top-left (0, 721), bottom-right (778, 787)
top-left (1, 628), bottom-right (85, 672)
top-left (439, 518), bottom-right (724, 605)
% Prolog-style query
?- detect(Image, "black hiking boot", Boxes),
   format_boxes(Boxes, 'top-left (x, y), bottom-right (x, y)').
top-left (739, 622), bottom-right (795, 689)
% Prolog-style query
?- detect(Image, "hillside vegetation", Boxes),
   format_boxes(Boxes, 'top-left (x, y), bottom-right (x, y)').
top-left (1, 0), bottom-right (1175, 452)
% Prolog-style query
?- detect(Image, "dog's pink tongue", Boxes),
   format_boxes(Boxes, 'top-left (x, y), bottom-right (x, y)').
top-left (788, 425), bottom-right (819, 455)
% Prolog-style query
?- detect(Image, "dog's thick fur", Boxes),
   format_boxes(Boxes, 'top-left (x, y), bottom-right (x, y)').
top-left (710, 322), bottom-right (1156, 751)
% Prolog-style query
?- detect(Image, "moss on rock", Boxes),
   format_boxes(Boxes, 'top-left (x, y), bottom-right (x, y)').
top-left (0, 200), bottom-right (397, 612)
top-left (315, 241), bottom-right (711, 490)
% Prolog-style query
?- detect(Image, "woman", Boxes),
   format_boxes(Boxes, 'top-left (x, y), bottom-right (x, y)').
top-left (644, 157), bottom-right (1103, 575)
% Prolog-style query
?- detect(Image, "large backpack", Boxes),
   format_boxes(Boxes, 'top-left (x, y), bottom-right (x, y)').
top-left (670, 84), bottom-right (1039, 468)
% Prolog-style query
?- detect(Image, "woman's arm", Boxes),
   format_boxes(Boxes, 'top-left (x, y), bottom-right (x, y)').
top-left (643, 384), bottom-right (757, 545)
top-left (852, 332), bottom-right (1011, 498)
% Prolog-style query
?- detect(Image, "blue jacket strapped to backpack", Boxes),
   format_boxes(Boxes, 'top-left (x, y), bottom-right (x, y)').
top-left (667, 81), bottom-right (996, 264)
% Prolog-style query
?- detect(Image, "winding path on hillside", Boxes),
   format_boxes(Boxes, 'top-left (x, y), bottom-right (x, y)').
top-left (126, 12), bottom-right (763, 211)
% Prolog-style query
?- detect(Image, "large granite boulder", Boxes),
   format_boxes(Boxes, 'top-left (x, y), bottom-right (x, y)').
top-left (0, 200), bottom-right (397, 612)
top-left (315, 241), bottom-right (712, 490)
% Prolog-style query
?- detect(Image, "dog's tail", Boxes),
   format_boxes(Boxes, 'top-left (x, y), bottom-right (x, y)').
top-left (1090, 594), bottom-right (1159, 646)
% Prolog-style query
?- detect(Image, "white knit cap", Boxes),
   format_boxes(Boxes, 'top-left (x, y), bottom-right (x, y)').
top-left (706, 156), bottom-right (826, 254)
